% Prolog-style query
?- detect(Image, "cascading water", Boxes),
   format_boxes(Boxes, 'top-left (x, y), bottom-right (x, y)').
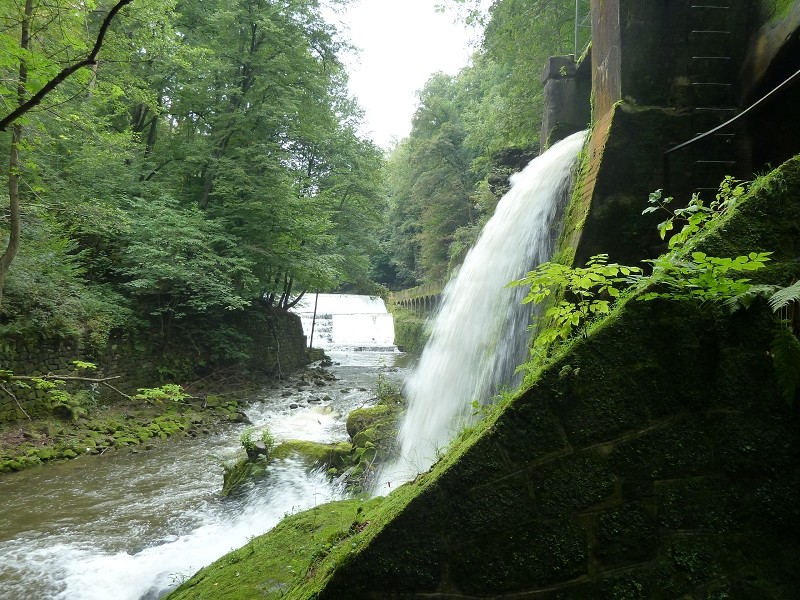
top-left (293, 293), bottom-right (397, 353)
top-left (0, 295), bottom-right (403, 600)
top-left (376, 131), bottom-right (587, 491)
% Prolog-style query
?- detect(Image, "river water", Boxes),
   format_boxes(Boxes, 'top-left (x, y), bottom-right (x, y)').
top-left (0, 296), bottom-right (403, 600)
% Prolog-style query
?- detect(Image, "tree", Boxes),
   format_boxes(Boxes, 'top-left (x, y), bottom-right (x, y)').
top-left (0, 0), bottom-right (134, 306)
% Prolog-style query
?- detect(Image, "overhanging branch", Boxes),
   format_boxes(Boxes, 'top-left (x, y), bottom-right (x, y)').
top-left (0, 0), bottom-right (134, 131)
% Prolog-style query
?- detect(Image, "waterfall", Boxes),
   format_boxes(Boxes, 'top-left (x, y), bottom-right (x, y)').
top-left (293, 293), bottom-right (396, 352)
top-left (376, 130), bottom-right (587, 490)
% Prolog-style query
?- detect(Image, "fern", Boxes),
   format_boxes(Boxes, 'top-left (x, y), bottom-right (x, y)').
top-left (771, 327), bottom-right (800, 405)
top-left (723, 284), bottom-right (778, 313)
top-left (768, 280), bottom-right (800, 312)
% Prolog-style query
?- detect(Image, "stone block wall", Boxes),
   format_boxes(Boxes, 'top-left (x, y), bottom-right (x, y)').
top-left (0, 336), bottom-right (157, 422)
top-left (237, 308), bottom-right (308, 378)
top-left (318, 294), bottom-right (799, 598)
top-left (0, 309), bottom-right (307, 422)
top-left (283, 155), bottom-right (800, 599)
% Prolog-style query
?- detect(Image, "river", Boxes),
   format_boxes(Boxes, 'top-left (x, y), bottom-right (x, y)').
top-left (0, 295), bottom-right (404, 600)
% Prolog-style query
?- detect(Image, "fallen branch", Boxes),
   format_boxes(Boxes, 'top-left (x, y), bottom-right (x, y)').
top-left (7, 374), bottom-right (133, 401)
top-left (0, 382), bottom-right (30, 420)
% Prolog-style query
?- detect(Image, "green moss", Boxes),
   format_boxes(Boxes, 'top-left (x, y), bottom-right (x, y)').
top-left (221, 457), bottom-right (269, 497)
top-left (167, 498), bottom-right (382, 600)
top-left (534, 453), bottom-right (616, 516)
top-left (345, 404), bottom-right (398, 439)
top-left (758, 0), bottom-right (795, 24)
top-left (388, 306), bottom-right (429, 354)
top-left (595, 503), bottom-right (657, 567)
top-left (611, 417), bottom-right (715, 479)
top-left (450, 518), bottom-right (586, 593)
top-left (271, 440), bottom-right (353, 472)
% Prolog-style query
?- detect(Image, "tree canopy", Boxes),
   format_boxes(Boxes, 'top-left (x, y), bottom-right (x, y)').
top-left (0, 0), bottom-right (385, 367)
top-left (382, 0), bottom-right (589, 287)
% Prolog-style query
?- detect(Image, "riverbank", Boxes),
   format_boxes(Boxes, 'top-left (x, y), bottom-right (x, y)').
top-left (0, 350), bottom-right (330, 475)
top-left (0, 385), bottom-right (252, 475)
top-left (0, 345), bottom-right (406, 600)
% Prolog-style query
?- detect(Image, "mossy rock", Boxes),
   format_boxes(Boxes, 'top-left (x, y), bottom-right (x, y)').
top-left (271, 440), bottom-right (353, 472)
top-left (352, 427), bottom-right (375, 448)
top-left (345, 404), bottom-right (401, 441)
top-left (221, 457), bottom-right (270, 497)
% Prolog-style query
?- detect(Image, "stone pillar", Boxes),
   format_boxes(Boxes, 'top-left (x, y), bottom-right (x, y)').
top-left (540, 55), bottom-right (591, 150)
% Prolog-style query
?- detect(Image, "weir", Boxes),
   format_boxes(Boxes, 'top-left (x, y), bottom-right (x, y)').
top-left (377, 130), bottom-right (587, 490)
top-left (292, 293), bottom-right (396, 352)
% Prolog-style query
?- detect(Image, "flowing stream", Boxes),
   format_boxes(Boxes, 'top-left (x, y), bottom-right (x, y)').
top-left (377, 131), bottom-right (587, 490)
top-left (0, 296), bottom-right (402, 600)
top-left (1, 134), bottom-right (586, 597)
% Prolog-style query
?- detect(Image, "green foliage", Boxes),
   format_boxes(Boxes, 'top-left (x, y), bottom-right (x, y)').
top-left (384, 74), bottom-right (480, 285)
top-left (240, 426), bottom-right (276, 458)
top-left (767, 280), bottom-right (800, 312)
top-left (72, 360), bottom-right (97, 371)
top-left (514, 177), bottom-right (772, 363)
top-left (134, 384), bottom-right (189, 404)
top-left (640, 181), bottom-right (770, 306)
top-left (510, 254), bottom-right (642, 350)
top-left (640, 251), bottom-right (771, 304)
top-left (383, 0), bottom-right (590, 285)
top-left (375, 373), bottom-right (401, 403)
top-left (642, 177), bottom-right (747, 250)
top-left (118, 195), bottom-right (254, 317)
top-left (0, 0), bottom-right (388, 382)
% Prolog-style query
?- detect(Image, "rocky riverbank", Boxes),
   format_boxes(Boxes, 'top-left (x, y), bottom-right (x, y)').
top-left (0, 391), bottom-right (249, 475)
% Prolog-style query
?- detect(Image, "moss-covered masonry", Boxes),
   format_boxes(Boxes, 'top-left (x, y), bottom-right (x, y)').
top-left (0, 310), bottom-right (307, 424)
top-left (167, 157), bottom-right (800, 598)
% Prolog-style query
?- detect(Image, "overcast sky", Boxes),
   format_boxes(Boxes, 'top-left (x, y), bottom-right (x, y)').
top-left (325, 1), bottom-right (483, 149)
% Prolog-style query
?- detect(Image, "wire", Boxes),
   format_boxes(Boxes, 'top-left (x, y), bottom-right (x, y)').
top-left (664, 65), bottom-right (800, 156)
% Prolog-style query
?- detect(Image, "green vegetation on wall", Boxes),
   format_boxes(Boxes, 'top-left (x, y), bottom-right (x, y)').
top-left (166, 154), bottom-right (800, 600)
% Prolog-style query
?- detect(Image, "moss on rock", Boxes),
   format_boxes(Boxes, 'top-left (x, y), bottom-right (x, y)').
top-left (271, 440), bottom-right (353, 472)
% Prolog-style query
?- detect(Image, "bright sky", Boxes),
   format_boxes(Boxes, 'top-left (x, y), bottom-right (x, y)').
top-left (325, 1), bottom-right (483, 150)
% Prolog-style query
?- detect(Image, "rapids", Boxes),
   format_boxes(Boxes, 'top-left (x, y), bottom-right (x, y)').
top-left (0, 295), bottom-right (402, 600)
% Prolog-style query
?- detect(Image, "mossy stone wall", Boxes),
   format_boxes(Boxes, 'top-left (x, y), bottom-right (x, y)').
top-left (0, 310), bottom-right (307, 422)
top-left (0, 336), bottom-right (157, 422)
top-left (315, 302), bottom-right (798, 598)
top-left (160, 156), bottom-right (800, 600)
top-left (310, 159), bottom-right (800, 598)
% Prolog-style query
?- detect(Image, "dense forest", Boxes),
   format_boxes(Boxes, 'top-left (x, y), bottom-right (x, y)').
top-left (0, 0), bottom-right (587, 368)
top-left (383, 0), bottom-right (590, 286)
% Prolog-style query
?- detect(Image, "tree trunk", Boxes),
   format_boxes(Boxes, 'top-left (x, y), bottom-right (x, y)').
top-left (0, 0), bottom-right (33, 308)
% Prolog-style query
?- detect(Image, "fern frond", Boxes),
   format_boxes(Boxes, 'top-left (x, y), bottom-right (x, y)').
top-left (723, 284), bottom-right (777, 313)
top-left (769, 280), bottom-right (800, 312)
top-left (771, 327), bottom-right (800, 405)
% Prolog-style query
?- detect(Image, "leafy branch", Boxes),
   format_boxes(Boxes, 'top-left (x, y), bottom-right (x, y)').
top-left (0, 360), bottom-right (194, 420)
top-left (0, 0), bottom-right (135, 131)
top-left (511, 177), bottom-right (769, 363)
top-left (509, 254), bottom-right (642, 352)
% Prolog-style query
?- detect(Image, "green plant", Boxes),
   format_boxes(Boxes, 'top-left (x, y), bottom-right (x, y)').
top-left (513, 176), bottom-right (770, 365)
top-left (643, 177), bottom-right (747, 250)
top-left (240, 427), bottom-right (258, 451)
top-left (133, 383), bottom-right (189, 404)
top-left (640, 251), bottom-right (771, 304)
top-left (240, 426), bottom-right (275, 460)
top-left (375, 373), bottom-right (401, 403)
top-left (510, 254), bottom-right (642, 351)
